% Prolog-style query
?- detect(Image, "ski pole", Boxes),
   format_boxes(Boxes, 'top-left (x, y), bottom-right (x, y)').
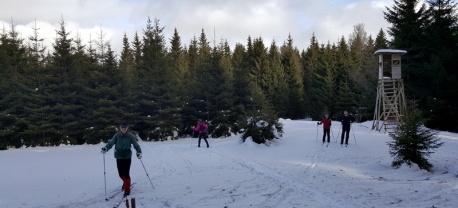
top-left (336, 126), bottom-right (341, 143)
top-left (331, 127), bottom-right (335, 143)
top-left (315, 123), bottom-right (318, 142)
top-left (139, 158), bottom-right (155, 189)
top-left (351, 124), bottom-right (357, 144)
top-left (103, 152), bottom-right (107, 201)
top-left (191, 128), bottom-right (195, 147)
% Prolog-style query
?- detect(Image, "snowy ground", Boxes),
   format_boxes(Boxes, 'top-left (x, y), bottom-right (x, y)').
top-left (1, 119), bottom-right (457, 208)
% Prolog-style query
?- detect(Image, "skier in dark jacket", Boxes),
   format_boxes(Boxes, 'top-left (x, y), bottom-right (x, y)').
top-left (317, 114), bottom-right (332, 143)
top-left (340, 111), bottom-right (355, 146)
top-left (193, 119), bottom-right (209, 148)
top-left (101, 123), bottom-right (142, 196)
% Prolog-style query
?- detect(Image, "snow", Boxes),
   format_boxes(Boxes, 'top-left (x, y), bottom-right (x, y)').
top-left (1, 119), bottom-right (458, 208)
top-left (374, 49), bottom-right (408, 54)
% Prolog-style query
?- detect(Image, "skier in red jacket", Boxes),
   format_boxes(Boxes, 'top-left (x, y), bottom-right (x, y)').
top-left (317, 114), bottom-right (332, 143)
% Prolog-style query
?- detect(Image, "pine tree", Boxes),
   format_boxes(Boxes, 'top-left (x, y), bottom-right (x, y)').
top-left (384, 0), bottom-right (429, 95)
top-left (164, 27), bottom-right (187, 139)
top-left (268, 40), bottom-right (289, 117)
top-left (281, 35), bottom-right (305, 119)
top-left (136, 17), bottom-right (178, 141)
top-left (347, 24), bottom-right (378, 121)
top-left (47, 17), bottom-right (80, 145)
top-left (302, 34), bottom-right (321, 118)
top-left (191, 29), bottom-right (212, 123)
top-left (208, 40), bottom-right (235, 137)
top-left (310, 42), bottom-right (337, 118)
top-left (181, 36), bottom-right (200, 136)
top-left (388, 102), bottom-right (443, 172)
top-left (132, 32), bottom-right (142, 67)
top-left (0, 21), bottom-right (29, 148)
top-left (240, 82), bottom-right (283, 144)
top-left (231, 43), bottom-right (251, 133)
top-left (421, 0), bottom-right (458, 131)
top-left (374, 28), bottom-right (389, 50)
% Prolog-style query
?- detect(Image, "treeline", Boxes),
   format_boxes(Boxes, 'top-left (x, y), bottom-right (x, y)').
top-left (1, 0), bottom-right (457, 149)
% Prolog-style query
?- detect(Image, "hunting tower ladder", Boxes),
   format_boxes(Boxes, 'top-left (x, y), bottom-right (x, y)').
top-left (372, 49), bottom-right (407, 133)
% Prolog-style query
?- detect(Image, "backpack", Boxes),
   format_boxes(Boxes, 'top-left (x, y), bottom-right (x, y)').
top-left (199, 123), bottom-right (206, 132)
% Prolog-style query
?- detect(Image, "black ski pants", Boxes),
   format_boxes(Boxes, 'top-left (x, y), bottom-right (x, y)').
top-left (341, 125), bottom-right (351, 145)
top-left (322, 129), bottom-right (330, 143)
top-left (116, 158), bottom-right (132, 179)
top-left (198, 133), bottom-right (209, 147)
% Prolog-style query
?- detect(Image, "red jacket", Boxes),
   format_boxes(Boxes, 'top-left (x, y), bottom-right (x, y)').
top-left (318, 117), bottom-right (332, 129)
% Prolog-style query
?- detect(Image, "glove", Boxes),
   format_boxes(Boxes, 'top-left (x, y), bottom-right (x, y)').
top-left (101, 147), bottom-right (107, 154)
top-left (317, 122), bottom-right (319, 125)
top-left (136, 153), bottom-right (142, 159)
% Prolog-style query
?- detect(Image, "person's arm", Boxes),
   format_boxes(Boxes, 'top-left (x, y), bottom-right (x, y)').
top-left (104, 133), bottom-right (118, 151)
top-left (131, 134), bottom-right (142, 154)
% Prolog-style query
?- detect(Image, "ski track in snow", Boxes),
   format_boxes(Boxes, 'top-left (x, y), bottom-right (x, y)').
top-left (208, 145), bottom-right (347, 208)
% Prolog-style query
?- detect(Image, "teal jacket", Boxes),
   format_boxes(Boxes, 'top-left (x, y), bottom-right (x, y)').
top-left (104, 132), bottom-right (142, 159)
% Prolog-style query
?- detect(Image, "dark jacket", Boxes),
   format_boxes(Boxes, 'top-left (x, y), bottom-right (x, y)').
top-left (104, 132), bottom-right (142, 159)
top-left (340, 114), bottom-right (355, 127)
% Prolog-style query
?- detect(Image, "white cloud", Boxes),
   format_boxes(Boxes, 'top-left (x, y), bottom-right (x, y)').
top-left (0, 0), bottom-right (392, 55)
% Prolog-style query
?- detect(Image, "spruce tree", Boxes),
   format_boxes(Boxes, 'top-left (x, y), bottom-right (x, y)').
top-left (302, 34), bottom-right (321, 118)
top-left (0, 21), bottom-right (29, 148)
top-left (281, 35), bottom-right (305, 119)
top-left (268, 40), bottom-right (289, 117)
top-left (374, 28), bottom-right (389, 50)
top-left (388, 102), bottom-right (443, 172)
top-left (240, 82), bottom-right (283, 144)
top-left (208, 40), bottom-right (235, 137)
top-left (46, 17), bottom-right (81, 145)
top-left (181, 36), bottom-right (200, 136)
top-left (384, 0), bottom-right (430, 101)
top-left (421, 0), bottom-right (458, 131)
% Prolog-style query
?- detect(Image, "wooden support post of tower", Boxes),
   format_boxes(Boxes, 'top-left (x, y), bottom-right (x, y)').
top-left (372, 49), bottom-right (408, 133)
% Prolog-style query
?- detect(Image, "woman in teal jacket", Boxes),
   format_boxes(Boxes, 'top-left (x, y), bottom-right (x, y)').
top-left (101, 123), bottom-right (142, 196)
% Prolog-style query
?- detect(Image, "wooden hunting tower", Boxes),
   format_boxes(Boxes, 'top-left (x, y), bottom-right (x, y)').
top-left (372, 49), bottom-right (408, 132)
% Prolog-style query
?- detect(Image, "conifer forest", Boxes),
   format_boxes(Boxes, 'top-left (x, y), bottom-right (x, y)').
top-left (1, 0), bottom-right (457, 149)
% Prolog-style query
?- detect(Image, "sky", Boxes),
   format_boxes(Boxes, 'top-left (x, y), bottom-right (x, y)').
top-left (1, 119), bottom-right (457, 207)
top-left (0, 0), bottom-right (393, 55)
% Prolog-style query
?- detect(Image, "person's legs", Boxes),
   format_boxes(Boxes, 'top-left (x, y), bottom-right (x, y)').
top-left (322, 129), bottom-right (326, 143)
top-left (117, 159), bottom-right (132, 194)
top-left (203, 137), bottom-right (209, 148)
top-left (344, 127), bottom-right (350, 145)
top-left (116, 159), bottom-right (123, 178)
top-left (198, 134), bottom-right (202, 147)
top-left (325, 129), bottom-right (330, 143)
top-left (341, 130), bottom-right (345, 145)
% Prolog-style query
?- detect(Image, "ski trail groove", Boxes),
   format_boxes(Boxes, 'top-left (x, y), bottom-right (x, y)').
top-left (210, 147), bottom-right (348, 208)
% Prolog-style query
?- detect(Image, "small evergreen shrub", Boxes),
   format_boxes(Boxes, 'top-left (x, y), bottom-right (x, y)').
top-left (388, 103), bottom-right (443, 172)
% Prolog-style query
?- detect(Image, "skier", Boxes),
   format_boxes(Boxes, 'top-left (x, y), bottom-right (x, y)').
top-left (194, 119), bottom-right (209, 148)
top-left (339, 111), bottom-right (355, 146)
top-left (101, 123), bottom-right (142, 196)
top-left (317, 114), bottom-right (332, 143)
